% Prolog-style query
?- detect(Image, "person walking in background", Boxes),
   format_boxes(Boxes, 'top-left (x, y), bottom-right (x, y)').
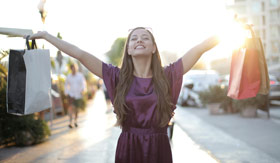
top-left (64, 63), bottom-right (86, 128)
top-left (26, 27), bottom-right (219, 163)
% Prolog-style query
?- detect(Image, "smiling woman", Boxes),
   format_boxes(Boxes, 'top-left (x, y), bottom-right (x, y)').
top-left (26, 24), bottom-right (219, 162)
top-left (128, 29), bottom-right (156, 60)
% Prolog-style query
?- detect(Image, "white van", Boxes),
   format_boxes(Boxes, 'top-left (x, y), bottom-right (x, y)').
top-left (178, 70), bottom-right (220, 107)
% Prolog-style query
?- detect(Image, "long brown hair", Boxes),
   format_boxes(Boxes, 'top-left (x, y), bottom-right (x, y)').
top-left (113, 27), bottom-right (174, 128)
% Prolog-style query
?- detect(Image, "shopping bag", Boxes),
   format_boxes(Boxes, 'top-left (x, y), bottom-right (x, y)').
top-left (253, 33), bottom-right (270, 95)
top-left (7, 37), bottom-right (51, 115)
top-left (227, 28), bottom-right (261, 100)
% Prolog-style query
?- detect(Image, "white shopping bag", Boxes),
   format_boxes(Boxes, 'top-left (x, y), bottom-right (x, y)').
top-left (7, 38), bottom-right (52, 115)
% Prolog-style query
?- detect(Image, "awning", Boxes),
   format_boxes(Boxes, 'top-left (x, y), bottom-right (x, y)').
top-left (0, 27), bottom-right (33, 37)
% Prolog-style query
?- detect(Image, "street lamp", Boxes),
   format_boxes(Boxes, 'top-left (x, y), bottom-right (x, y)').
top-left (38, 0), bottom-right (47, 24)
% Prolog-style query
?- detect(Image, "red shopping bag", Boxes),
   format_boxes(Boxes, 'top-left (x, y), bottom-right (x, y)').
top-left (227, 43), bottom-right (261, 99)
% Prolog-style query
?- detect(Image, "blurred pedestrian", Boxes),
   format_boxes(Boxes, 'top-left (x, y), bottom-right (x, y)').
top-left (64, 63), bottom-right (86, 128)
top-left (26, 27), bottom-right (219, 163)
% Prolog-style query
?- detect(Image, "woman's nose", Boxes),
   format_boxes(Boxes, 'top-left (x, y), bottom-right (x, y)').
top-left (137, 39), bottom-right (143, 43)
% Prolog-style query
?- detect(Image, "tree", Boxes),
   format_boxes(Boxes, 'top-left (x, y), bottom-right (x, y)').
top-left (106, 37), bottom-right (126, 67)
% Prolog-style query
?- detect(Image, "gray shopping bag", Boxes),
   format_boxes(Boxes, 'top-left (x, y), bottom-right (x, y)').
top-left (7, 37), bottom-right (51, 115)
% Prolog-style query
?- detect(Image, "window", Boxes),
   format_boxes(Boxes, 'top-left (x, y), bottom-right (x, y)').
top-left (270, 0), bottom-right (278, 7)
top-left (271, 41), bottom-right (280, 53)
top-left (270, 11), bottom-right (278, 22)
top-left (270, 26), bottom-right (279, 38)
top-left (262, 16), bottom-right (266, 25)
top-left (252, 1), bottom-right (262, 13)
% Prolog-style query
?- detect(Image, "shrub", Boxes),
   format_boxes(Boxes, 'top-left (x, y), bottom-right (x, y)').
top-left (232, 94), bottom-right (269, 112)
top-left (199, 85), bottom-right (227, 105)
top-left (1, 114), bottom-right (51, 146)
top-left (0, 53), bottom-right (50, 146)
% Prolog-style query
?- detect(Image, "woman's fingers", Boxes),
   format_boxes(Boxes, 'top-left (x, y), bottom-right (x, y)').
top-left (23, 35), bottom-right (29, 39)
top-left (23, 34), bottom-right (35, 40)
top-left (29, 34), bottom-right (37, 40)
top-left (23, 31), bottom-right (46, 40)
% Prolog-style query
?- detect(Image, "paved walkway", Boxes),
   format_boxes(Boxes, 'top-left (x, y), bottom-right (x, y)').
top-left (0, 90), bottom-right (217, 163)
top-left (2, 90), bottom-right (280, 163)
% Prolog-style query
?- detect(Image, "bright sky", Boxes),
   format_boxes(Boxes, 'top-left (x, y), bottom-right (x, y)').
top-left (0, 0), bottom-right (238, 63)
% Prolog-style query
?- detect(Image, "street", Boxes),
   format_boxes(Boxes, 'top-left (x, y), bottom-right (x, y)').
top-left (0, 90), bottom-right (217, 163)
top-left (175, 105), bottom-right (280, 163)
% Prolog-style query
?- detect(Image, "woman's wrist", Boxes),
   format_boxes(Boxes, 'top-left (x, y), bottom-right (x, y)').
top-left (42, 31), bottom-right (50, 40)
top-left (202, 36), bottom-right (219, 52)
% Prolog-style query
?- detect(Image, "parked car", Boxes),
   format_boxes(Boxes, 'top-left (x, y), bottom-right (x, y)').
top-left (178, 70), bottom-right (220, 107)
top-left (219, 74), bottom-right (230, 89)
top-left (269, 75), bottom-right (280, 101)
top-left (218, 74), bottom-right (280, 103)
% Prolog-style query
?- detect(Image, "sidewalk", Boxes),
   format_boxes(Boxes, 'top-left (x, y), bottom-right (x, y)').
top-left (175, 106), bottom-right (280, 163)
top-left (4, 89), bottom-right (279, 162)
top-left (0, 90), bottom-right (218, 163)
top-left (0, 91), bottom-right (120, 163)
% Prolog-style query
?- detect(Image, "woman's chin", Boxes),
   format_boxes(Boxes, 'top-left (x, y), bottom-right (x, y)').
top-left (131, 53), bottom-right (152, 58)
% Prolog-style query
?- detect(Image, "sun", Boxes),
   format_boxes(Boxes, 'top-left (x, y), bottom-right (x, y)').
top-left (206, 11), bottom-right (252, 61)
top-left (218, 21), bottom-right (248, 50)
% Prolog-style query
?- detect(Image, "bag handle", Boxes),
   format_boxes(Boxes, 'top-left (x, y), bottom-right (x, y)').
top-left (25, 35), bottom-right (37, 50)
top-left (245, 24), bottom-right (256, 38)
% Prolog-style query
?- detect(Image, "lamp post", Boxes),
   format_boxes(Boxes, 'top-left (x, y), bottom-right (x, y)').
top-left (38, 0), bottom-right (47, 24)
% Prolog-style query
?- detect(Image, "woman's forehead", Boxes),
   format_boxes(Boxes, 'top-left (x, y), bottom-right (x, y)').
top-left (130, 29), bottom-right (150, 36)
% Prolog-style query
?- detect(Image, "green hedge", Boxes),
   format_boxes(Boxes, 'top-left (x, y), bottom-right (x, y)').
top-left (0, 62), bottom-right (50, 146)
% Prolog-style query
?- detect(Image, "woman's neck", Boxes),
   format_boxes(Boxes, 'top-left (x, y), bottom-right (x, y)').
top-left (132, 56), bottom-right (152, 78)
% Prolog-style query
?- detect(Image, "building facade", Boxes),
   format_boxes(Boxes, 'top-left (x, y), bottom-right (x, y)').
top-left (226, 0), bottom-right (280, 65)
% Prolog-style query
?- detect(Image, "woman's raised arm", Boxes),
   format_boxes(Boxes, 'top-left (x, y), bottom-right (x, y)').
top-left (181, 36), bottom-right (220, 74)
top-left (26, 31), bottom-right (103, 78)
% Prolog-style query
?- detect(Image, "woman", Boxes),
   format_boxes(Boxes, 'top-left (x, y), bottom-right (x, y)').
top-left (26, 27), bottom-right (219, 163)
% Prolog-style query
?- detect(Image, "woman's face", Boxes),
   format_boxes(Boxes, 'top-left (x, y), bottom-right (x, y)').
top-left (127, 29), bottom-right (156, 57)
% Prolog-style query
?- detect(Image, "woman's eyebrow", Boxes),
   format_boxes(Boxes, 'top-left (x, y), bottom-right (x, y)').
top-left (131, 34), bottom-right (149, 37)
top-left (141, 34), bottom-right (149, 37)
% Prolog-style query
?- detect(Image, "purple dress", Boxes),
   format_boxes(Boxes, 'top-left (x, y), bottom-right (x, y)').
top-left (102, 59), bottom-right (183, 163)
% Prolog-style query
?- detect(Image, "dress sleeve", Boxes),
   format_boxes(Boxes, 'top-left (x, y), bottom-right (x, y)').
top-left (164, 58), bottom-right (183, 109)
top-left (102, 62), bottom-right (120, 103)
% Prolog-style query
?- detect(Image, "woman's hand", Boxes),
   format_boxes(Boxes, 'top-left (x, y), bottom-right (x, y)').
top-left (181, 35), bottom-right (220, 74)
top-left (24, 31), bottom-right (48, 40)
